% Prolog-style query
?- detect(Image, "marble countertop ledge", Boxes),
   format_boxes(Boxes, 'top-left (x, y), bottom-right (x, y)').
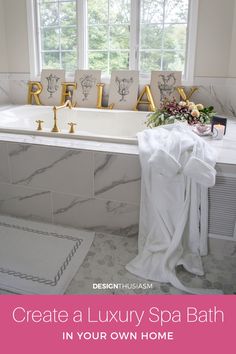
top-left (0, 131), bottom-right (139, 156)
top-left (0, 121), bottom-right (236, 164)
top-left (205, 119), bottom-right (236, 165)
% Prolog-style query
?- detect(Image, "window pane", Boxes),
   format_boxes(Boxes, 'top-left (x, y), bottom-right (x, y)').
top-left (164, 24), bottom-right (187, 50)
top-left (140, 24), bottom-right (162, 50)
top-left (38, 0), bottom-right (78, 71)
top-left (42, 52), bottom-right (60, 69)
top-left (61, 27), bottom-right (77, 50)
top-left (88, 0), bottom-right (109, 24)
top-left (109, 0), bottom-right (130, 23)
top-left (140, 0), bottom-right (189, 73)
top-left (141, 0), bottom-right (164, 24)
top-left (59, 1), bottom-right (76, 26)
top-left (110, 25), bottom-right (130, 50)
top-left (162, 51), bottom-right (185, 71)
top-left (110, 51), bottom-right (129, 71)
top-left (140, 51), bottom-right (162, 72)
top-left (88, 51), bottom-right (108, 71)
top-left (39, 3), bottom-right (59, 27)
top-left (165, 0), bottom-right (189, 23)
top-left (62, 51), bottom-right (77, 71)
top-left (88, 0), bottom-right (131, 73)
top-left (41, 28), bottom-right (60, 50)
top-left (88, 25), bottom-right (108, 50)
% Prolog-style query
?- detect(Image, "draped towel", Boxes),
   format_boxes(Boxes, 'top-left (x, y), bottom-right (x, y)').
top-left (126, 123), bottom-right (221, 294)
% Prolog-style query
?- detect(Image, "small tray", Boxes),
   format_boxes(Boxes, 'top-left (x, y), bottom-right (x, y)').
top-left (192, 125), bottom-right (212, 136)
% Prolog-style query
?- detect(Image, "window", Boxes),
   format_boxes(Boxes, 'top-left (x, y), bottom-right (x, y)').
top-left (37, 0), bottom-right (78, 72)
top-left (32, 0), bottom-right (196, 78)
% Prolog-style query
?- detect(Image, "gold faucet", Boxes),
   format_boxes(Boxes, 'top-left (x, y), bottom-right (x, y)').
top-left (36, 120), bottom-right (44, 131)
top-left (68, 122), bottom-right (77, 134)
top-left (52, 99), bottom-right (73, 133)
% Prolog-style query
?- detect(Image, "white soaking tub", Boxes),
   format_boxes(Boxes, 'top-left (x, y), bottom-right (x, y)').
top-left (0, 105), bottom-right (149, 144)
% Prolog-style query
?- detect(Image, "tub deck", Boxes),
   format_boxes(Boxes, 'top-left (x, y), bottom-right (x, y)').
top-left (0, 105), bottom-right (236, 164)
top-left (0, 105), bottom-right (148, 145)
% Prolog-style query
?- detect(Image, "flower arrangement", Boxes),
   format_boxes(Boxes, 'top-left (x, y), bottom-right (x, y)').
top-left (146, 99), bottom-right (216, 128)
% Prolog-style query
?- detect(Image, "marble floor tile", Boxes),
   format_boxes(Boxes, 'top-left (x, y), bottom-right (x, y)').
top-left (65, 234), bottom-right (236, 295)
top-left (0, 233), bottom-right (235, 295)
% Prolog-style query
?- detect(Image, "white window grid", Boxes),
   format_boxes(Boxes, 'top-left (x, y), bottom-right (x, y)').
top-left (87, 27), bottom-right (130, 74)
top-left (87, 0), bottom-right (131, 73)
top-left (28, 0), bottom-right (198, 83)
top-left (36, 0), bottom-right (78, 71)
top-left (139, 0), bottom-right (188, 73)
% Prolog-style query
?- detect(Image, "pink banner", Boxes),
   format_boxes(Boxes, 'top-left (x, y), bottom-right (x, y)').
top-left (0, 295), bottom-right (235, 353)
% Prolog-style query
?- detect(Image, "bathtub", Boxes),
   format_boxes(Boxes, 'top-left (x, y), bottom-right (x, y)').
top-left (0, 105), bottom-right (149, 144)
top-left (0, 104), bottom-right (236, 247)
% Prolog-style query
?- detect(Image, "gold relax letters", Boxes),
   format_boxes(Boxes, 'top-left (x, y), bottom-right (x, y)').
top-left (96, 83), bottom-right (114, 109)
top-left (176, 86), bottom-right (199, 102)
top-left (134, 85), bottom-right (156, 112)
top-left (61, 82), bottom-right (77, 105)
top-left (27, 81), bottom-right (43, 105)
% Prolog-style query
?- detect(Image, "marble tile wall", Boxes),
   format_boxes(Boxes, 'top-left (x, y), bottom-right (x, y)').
top-left (0, 141), bottom-right (141, 236)
top-left (0, 142), bottom-right (10, 182)
top-left (53, 193), bottom-right (139, 236)
top-left (8, 77), bottom-right (28, 105)
top-left (0, 182), bottom-right (52, 222)
top-left (94, 153), bottom-right (141, 204)
top-left (193, 77), bottom-right (236, 118)
top-left (0, 74), bottom-right (10, 104)
top-left (0, 74), bottom-right (29, 105)
top-left (0, 139), bottom-right (235, 259)
top-left (8, 143), bottom-right (94, 197)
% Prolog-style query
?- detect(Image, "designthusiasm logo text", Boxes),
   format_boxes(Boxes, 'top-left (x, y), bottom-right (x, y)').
top-left (92, 283), bottom-right (153, 290)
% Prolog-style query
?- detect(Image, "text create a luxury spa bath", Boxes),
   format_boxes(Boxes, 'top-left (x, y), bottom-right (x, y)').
top-left (12, 306), bottom-right (225, 326)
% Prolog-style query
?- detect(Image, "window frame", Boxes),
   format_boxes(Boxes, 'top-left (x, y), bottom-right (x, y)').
top-left (27, 0), bottom-right (198, 85)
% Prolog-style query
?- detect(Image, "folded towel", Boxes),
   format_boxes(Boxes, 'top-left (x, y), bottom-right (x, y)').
top-left (183, 156), bottom-right (216, 187)
top-left (149, 149), bottom-right (181, 177)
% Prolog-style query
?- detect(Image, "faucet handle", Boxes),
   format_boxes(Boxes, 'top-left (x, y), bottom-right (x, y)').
top-left (36, 120), bottom-right (44, 131)
top-left (68, 122), bottom-right (77, 134)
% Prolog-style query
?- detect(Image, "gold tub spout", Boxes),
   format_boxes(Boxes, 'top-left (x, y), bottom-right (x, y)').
top-left (52, 100), bottom-right (73, 133)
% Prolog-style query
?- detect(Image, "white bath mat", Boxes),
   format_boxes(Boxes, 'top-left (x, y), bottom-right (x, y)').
top-left (0, 215), bottom-right (94, 294)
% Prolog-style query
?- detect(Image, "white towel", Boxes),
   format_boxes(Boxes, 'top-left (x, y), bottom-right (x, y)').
top-left (126, 123), bottom-right (221, 294)
top-left (183, 157), bottom-right (216, 187)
